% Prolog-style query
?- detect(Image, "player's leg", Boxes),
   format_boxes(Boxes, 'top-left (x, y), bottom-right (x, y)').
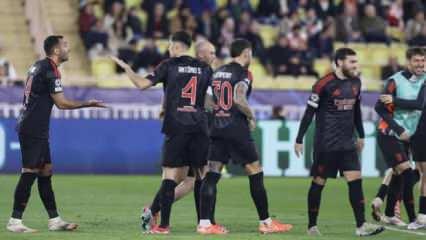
top-left (394, 161), bottom-right (417, 228)
top-left (7, 135), bottom-right (41, 233)
top-left (244, 161), bottom-right (293, 234)
top-left (416, 162), bottom-right (426, 225)
top-left (343, 170), bottom-right (384, 236)
top-left (197, 161), bottom-right (227, 234)
top-left (307, 176), bottom-right (326, 235)
top-left (371, 168), bottom-right (393, 221)
top-left (38, 163), bottom-right (78, 231)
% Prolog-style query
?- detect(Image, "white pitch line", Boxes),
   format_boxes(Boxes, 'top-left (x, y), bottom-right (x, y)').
top-left (385, 226), bottom-right (426, 236)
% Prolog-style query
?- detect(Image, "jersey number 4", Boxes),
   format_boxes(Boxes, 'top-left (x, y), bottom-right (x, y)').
top-left (212, 80), bottom-right (233, 110)
top-left (181, 76), bottom-right (198, 105)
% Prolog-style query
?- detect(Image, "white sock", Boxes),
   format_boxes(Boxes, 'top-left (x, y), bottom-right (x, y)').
top-left (260, 217), bottom-right (272, 225)
top-left (199, 219), bottom-right (211, 227)
top-left (9, 218), bottom-right (22, 224)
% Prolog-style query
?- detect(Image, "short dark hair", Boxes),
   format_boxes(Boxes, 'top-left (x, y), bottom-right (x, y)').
top-left (44, 35), bottom-right (64, 56)
top-left (230, 39), bottom-right (251, 58)
top-left (334, 47), bottom-right (357, 65)
top-left (171, 31), bottom-right (192, 48)
top-left (406, 47), bottom-right (425, 59)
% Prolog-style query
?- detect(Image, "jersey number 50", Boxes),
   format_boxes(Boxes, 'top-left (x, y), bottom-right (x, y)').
top-left (212, 80), bottom-right (233, 110)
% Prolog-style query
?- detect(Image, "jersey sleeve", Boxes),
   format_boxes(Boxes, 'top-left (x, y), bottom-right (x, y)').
top-left (393, 83), bottom-right (426, 110)
top-left (46, 69), bottom-right (63, 94)
top-left (146, 60), bottom-right (168, 85)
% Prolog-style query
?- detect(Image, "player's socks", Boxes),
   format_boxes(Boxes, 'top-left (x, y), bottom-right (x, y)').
top-left (150, 190), bottom-right (161, 215)
top-left (194, 179), bottom-right (202, 222)
top-left (248, 172), bottom-right (269, 221)
top-left (37, 175), bottom-right (59, 219)
top-left (348, 179), bottom-right (365, 228)
top-left (420, 196), bottom-right (426, 214)
top-left (385, 174), bottom-right (402, 217)
top-left (401, 169), bottom-right (416, 222)
top-left (211, 193), bottom-right (217, 225)
top-left (11, 172), bottom-right (37, 219)
top-left (259, 217), bottom-right (272, 225)
top-left (159, 179), bottom-right (177, 228)
top-left (200, 172), bottom-right (221, 222)
top-left (199, 219), bottom-right (211, 227)
top-left (307, 181), bottom-right (324, 228)
top-left (375, 184), bottom-right (388, 201)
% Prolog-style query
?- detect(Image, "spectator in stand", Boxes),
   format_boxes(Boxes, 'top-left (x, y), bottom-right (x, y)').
top-left (360, 4), bottom-right (389, 43)
top-left (295, 41), bottom-right (318, 77)
top-left (270, 105), bottom-right (287, 121)
top-left (146, 2), bottom-right (169, 38)
top-left (78, 2), bottom-right (109, 50)
top-left (217, 17), bottom-right (235, 58)
top-left (103, 0), bottom-right (124, 16)
top-left (0, 58), bottom-right (18, 86)
top-left (196, 10), bottom-right (215, 39)
top-left (335, 3), bottom-right (362, 42)
top-left (381, 56), bottom-right (403, 80)
top-left (104, 1), bottom-right (125, 30)
top-left (125, 7), bottom-right (143, 39)
top-left (141, 0), bottom-right (174, 13)
top-left (409, 24), bottom-right (426, 46)
top-left (185, 0), bottom-right (216, 17)
top-left (279, 11), bottom-right (301, 35)
top-left (132, 39), bottom-right (164, 74)
top-left (318, 20), bottom-right (335, 58)
top-left (287, 25), bottom-right (308, 50)
top-left (386, 0), bottom-right (404, 28)
top-left (115, 38), bottom-right (138, 73)
top-left (305, 8), bottom-right (323, 55)
top-left (236, 10), bottom-right (252, 36)
top-left (256, 0), bottom-right (283, 21)
top-left (227, 0), bottom-right (252, 21)
top-left (267, 35), bottom-right (292, 76)
top-left (405, 11), bottom-right (425, 42)
top-left (238, 20), bottom-right (268, 66)
top-left (313, 0), bottom-right (336, 20)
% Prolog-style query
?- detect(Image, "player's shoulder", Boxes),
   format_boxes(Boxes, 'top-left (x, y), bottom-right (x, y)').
top-left (312, 72), bottom-right (336, 93)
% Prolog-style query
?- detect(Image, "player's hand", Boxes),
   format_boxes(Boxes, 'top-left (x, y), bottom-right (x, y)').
top-left (379, 94), bottom-right (394, 104)
top-left (159, 109), bottom-right (165, 120)
top-left (248, 118), bottom-right (256, 131)
top-left (356, 138), bottom-right (364, 153)
top-left (110, 56), bottom-right (131, 71)
top-left (294, 143), bottom-right (303, 158)
top-left (86, 99), bottom-right (107, 108)
top-left (399, 131), bottom-right (410, 141)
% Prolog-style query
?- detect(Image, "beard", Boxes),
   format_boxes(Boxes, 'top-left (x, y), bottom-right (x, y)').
top-left (342, 67), bottom-right (357, 78)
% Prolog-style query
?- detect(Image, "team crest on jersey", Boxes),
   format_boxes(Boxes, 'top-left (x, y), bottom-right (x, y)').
top-left (332, 88), bottom-right (341, 96)
top-left (307, 93), bottom-right (319, 108)
top-left (28, 65), bottom-right (37, 74)
top-left (352, 86), bottom-right (359, 96)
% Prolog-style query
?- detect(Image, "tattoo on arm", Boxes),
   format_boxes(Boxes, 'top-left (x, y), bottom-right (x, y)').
top-left (233, 82), bottom-right (254, 119)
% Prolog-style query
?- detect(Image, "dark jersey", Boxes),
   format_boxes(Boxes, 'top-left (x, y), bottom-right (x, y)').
top-left (16, 58), bottom-right (63, 139)
top-left (210, 62), bottom-right (253, 137)
top-left (296, 72), bottom-right (364, 152)
top-left (147, 55), bottom-right (212, 135)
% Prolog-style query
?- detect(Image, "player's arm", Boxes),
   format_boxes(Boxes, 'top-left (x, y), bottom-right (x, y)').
top-left (354, 95), bottom-right (365, 152)
top-left (110, 56), bottom-right (153, 90)
top-left (234, 81), bottom-right (256, 129)
top-left (204, 93), bottom-right (215, 112)
top-left (374, 79), bottom-right (406, 137)
top-left (380, 83), bottom-right (426, 110)
top-left (51, 93), bottom-right (105, 109)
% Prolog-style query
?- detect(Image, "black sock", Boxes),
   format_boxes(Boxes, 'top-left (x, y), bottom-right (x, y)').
top-left (308, 181), bottom-right (324, 228)
top-left (159, 179), bottom-right (177, 228)
top-left (210, 192), bottom-right (217, 225)
top-left (420, 196), bottom-right (426, 214)
top-left (401, 169), bottom-right (416, 222)
top-left (376, 184), bottom-right (389, 201)
top-left (414, 169), bottom-right (421, 184)
top-left (200, 172), bottom-right (221, 221)
top-left (385, 174), bottom-right (402, 217)
top-left (348, 179), bottom-right (366, 228)
top-left (150, 189), bottom-right (161, 215)
top-left (194, 179), bottom-right (202, 223)
top-left (38, 175), bottom-right (59, 219)
top-left (12, 172), bottom-right (37, 219)
top-left (248, 172), bottom-right (269, 221)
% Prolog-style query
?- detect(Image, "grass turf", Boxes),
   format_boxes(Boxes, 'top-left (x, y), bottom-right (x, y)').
top-left (0, 175), bottom-right (424, 240)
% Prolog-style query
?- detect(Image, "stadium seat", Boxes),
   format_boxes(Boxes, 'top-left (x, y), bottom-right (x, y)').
top-left (390, 43), bottom-right (407, 64)
top-left (155, 39), bottom-right (170, 53)
top-left (249, 0), bottom-right (260, 9)
top-left (217, 0), bottom-right (227, 8)
top-left (367, 44), bottom-right (389, 65)
top-left (295, 76), bottom-right (317, 91)
top-left (314, 58), bottom-right (332, 77)
top-left (360, 65), bottom-right (381, 81)
top-left (258, 24), bottom-right (278, 48)
top-left (91, 57), bottom-right (116, 78)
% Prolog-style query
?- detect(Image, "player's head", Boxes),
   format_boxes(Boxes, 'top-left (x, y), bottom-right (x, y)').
top-left (230, 39), bottom-right (252, 68)
top-left (44, 35), bottom-right (69, 63)
top-left (406, 47), bottom-right (425, 76)
top-left (334, 47), bottom-right (358, 78)
top-left (168, 31), bottom-right (191, 57)
top-left (195, 41), bottom-right (216, 65)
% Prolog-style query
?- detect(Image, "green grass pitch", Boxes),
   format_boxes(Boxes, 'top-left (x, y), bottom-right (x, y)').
top-left (0, 175), bottom-right (424, 239)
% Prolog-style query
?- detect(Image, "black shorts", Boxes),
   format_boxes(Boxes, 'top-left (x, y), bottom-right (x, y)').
top-left (377, 132), bottom-right (409, 168)
top-left (18, 134), bottom-right (51, 169)
top-left (310, 150), bottom-right (360, 179)
top-left (162, 132), bottom-right (209, 168)
top-left (411, 135), bottom-right (426, 162)
top-left (208, 135), bottom-right (258, 166)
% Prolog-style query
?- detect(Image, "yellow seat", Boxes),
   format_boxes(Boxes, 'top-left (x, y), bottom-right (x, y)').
top-left (258, 24), bottom-right (278, 48)
top-left (390, 44), bottom-right (407, 65)
top-left (217, 0), bottom-right (227, 8)
top-left (367, 44), bottom-right (390, 65)
top-left (249, 0), bottom-right (260, 9)
top-left (91, 57), bottom-right (115, 78)
top-left (360, 65), bottom-right (381, 81)
top-left (295, 76), bottom-right (317, 90)
top-left (155, 39), bottom-right (170, 54)
top-left (314, 58), bottom-right (332, 77)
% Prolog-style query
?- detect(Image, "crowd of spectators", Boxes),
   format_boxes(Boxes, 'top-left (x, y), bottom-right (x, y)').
top-left (78, 0), bottom-right (426, 78)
